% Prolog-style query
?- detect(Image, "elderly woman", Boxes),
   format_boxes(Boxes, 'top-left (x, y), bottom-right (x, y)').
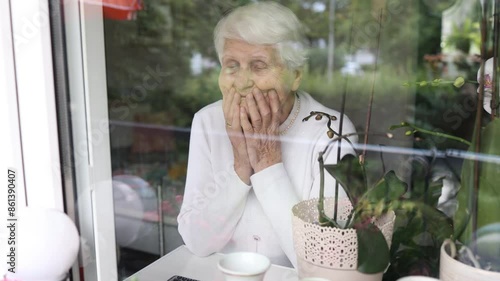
top-left (177, 2), bottom-right (356, 268)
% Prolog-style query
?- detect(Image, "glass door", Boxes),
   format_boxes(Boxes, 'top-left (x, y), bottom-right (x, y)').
top-left (57, 0), bottom-right (500, 280)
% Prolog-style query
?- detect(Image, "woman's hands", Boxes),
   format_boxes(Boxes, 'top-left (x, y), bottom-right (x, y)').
top-left (240, 88), bottom-right (282, 173)
top-left (222, 87), bottom-right (283, 184)
top-left (223, 88), bottom-right (253, 184)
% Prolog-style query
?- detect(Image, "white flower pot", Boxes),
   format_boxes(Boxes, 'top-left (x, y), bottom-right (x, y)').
top-left (292, 198), bottom-right (395, 281)
top-left (439, 239), bottom-right (500, 281)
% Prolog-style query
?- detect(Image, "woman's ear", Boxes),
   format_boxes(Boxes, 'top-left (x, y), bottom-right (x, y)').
top-left (291, 69), bottom-right (302, 91)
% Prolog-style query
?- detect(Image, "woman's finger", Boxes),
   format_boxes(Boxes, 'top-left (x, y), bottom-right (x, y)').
top-left (269, 89), bottom-right (281, 128)
top-left (226, 90), bottom-right (239, 129)
top-left (240, 106), bottom-right (253, 136)
top-left (223, 88), bottom-right (235, 123)
top-left (230, 98), bottom-right (240, 132)
top-left (245, 91), bottom-right (262, 130)
top-left (227, 91), bottom-right (241, 128)
top-left (253, 88), bottom-right (271, 129)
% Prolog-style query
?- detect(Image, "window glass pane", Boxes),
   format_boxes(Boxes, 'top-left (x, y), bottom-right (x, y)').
top-left (97, 0), bottom-right (500, 280)
top-left (103, 1), bottom-right (230, 278)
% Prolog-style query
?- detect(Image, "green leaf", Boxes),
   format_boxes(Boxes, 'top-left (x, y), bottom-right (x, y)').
top-left (456, 118), bottom-right (500, 241)
top-left (324, 154), bottom-right (367, 205)
top-left (365, 171), bottom-right (407, 203)
top-left (387, 201), bottom-right (453, 277)
top-left (404, 157), bottom-right (444, 206)
top-left (356, 222), bottom-right (390, 274)
top-left (407, 201), bottom-right (453, 242)
top-left (424, 179), bottom-right (444, 207)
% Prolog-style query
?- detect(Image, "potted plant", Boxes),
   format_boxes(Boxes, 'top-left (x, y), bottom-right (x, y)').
top-left (290, 120), bottom-right (398, 281)
top-left (378, 57), bottom-right (500, 281)
top-left (290, 7), bottom-right (457, 278)
top-left (291, 106), bottom-right (455, 281)
top-left (438, 54), bottom-right (500, 280)
top-left (390, 17), bottom-right (500, 281)
top-left (427, 1), bottom-right (500, 279)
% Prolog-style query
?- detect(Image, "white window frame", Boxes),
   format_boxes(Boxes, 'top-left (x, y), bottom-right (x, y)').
top-left (2, 0), bottom-right (118, 280)
top-left (63, 0), bottom-right (118, 280)
top-left (4, 0), bottom-right (64, 210)
top-left (0, 0), bottom-right (27, 211)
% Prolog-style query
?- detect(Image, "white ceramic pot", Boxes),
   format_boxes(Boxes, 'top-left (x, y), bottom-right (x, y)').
top-left (292, 198), bottom-right (395, 281)
top-left (296, 258), bottom-right (383, 281)
top-left (440, 239), bottom-right (500, 281)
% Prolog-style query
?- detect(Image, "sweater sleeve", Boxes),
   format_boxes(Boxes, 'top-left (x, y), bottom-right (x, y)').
top-left (250, 163), bottom-right (300, 268)
top-left (177, 113), bottom-right (251, 257)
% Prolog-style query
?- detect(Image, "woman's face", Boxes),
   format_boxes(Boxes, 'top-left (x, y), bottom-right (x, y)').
top-left (218, 39), bottom-right (302, 111)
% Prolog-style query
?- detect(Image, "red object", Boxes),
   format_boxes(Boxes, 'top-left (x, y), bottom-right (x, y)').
top-left (102, 0), bottom-right (143, 20)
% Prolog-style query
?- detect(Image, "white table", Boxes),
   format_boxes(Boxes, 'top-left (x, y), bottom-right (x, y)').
top-left (124, 245), bottom-right (299, 281)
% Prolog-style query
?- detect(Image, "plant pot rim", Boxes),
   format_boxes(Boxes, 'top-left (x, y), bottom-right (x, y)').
top-left (440, 239), bottom-right (500, 280)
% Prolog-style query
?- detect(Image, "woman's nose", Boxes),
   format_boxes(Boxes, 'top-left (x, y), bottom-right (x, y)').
top-left (234, 69), bottom-right (254, 93)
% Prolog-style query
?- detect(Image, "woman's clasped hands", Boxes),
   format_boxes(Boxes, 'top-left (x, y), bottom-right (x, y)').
top-left (223, 87), bottom-right (284, 184)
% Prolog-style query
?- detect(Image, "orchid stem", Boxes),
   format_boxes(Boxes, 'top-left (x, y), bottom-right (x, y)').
top-left (390, 122), bottom-right (472, 146)
top-left (361, 9), bottom-right (383, 165)
top-left (318, 153), bottom-right (341, 228)
top-left (469, 0), bottom-right (489, 251)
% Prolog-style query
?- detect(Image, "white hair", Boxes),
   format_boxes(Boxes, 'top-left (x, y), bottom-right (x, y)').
top-left (214, 1), bottom-right (307, 71)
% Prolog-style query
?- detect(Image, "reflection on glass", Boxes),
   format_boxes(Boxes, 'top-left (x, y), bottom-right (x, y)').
top-left (98, 0), bottom-right (500, 280)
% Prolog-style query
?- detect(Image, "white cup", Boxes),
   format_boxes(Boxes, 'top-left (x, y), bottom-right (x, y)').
top-left (218, 252), bottom-right (271, 281)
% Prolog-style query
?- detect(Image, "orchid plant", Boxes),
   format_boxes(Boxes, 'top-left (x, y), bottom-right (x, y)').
top-left (394, 56), bottom-right (500, 273)
top-left (298, 9), bottom-right (456, 278)
top-left (454, 56), bottom-right (499, 272)
top-left (302, 110), bottom-right (453, 277)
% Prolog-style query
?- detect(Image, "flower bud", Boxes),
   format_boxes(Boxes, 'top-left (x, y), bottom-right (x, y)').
top-left (327, 130), bottom-right (334, 139)
top-left (453, 76), bottom-right (465, 88)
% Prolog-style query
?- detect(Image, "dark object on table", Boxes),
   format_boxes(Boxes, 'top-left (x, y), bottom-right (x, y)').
top-left (167, 275), bottom-right (199, 281)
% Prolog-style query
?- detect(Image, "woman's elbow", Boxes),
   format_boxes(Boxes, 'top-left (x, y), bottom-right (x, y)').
top-left (177, 214), bottom-right (218, 257)
top-left (183, 240), bottom-right (215, 257)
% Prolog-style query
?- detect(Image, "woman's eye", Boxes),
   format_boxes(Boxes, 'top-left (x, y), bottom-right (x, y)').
top-left (224, 64), bottom-right (238, 74)
top-left (252, 62), bottom-right (268, 71)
